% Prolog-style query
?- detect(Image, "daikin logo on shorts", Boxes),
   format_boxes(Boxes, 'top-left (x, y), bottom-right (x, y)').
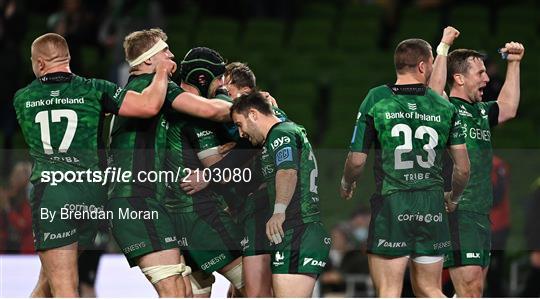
top-left (43, 229), bottom-right (77, 241)
top-left (303, 258), bottom-right (326, 267)
top-left (377, 239), bottom-right (406, 248)
top-left (397, 212), bottom-right (443, 223)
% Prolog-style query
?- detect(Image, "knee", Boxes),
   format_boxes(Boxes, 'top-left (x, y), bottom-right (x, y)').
top-left (155, 276), bottom-right (185, 298)
top-left (462, 280), bottom-right (483, 297)
top-left (246, 286), bottom-right (271, 297)
top-left (377, 286), bottom-right (402, 298)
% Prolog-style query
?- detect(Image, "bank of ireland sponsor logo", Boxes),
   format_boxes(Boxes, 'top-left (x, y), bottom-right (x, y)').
top-left (50, 90), bottom-right (60, 97)
top-left (303, 257), bottom-right (326, 267)
top-left (273, 251), bottom-right (285, 266)
top-left (407, 103), bottom-right (417, 111)
top-left (397, 212), bottom-right (443, 224)
top-left (377, 239), bottom-right (407, 248)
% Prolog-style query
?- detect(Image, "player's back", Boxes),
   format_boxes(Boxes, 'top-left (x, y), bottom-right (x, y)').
top-left (14, 72), bottom-right (124, 182)
top-left (368, 85), bottom-right (460, 195)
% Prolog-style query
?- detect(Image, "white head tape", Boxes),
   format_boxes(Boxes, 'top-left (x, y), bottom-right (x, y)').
top-left (128, 39), bottom-right (168, 67)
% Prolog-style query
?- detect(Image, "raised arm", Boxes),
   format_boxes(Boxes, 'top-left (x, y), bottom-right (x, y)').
top-left (497, 42), bottom-right (525, 124)
top-left (118, 60), bottom-right (176, 118)
top-left (429, 26), bottom-right (460, 96)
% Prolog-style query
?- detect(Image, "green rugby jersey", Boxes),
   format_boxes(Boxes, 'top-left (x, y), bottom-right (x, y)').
top-left (108, 73), bottom-right (183, 199)
top-left (164, 111), bottom-right (223, 212)
top-left (350, 85), bottom-right (394, 152)
top-left (355, 84), bottom-right (465, 196)
top-left (14, 72), bottom-right (127, 182)
top-left (448, 97), bottom-right (499, 214)
top-left (261, 121), bottom-right (321, 229)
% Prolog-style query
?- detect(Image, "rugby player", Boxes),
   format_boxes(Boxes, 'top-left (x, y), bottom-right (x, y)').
top-left (163, 46), bottom-right (245, 297)
top-left (14, 33), bottom-right (175, 297)
top-left (339, 37), bottom-right (470, 297)
top-left (231, 91), bottom-right (330, 297)
top-left (444, 42), bottom-right (524, 297)
top-left (107, 29), bottom-right (232, 297)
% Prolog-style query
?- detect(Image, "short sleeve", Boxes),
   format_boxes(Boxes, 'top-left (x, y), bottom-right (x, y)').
top-left (163, 80), bottom-right (184, 112)
top-left (184, 124), bottom-right (221, 160)
top-left (484, 101), bottom-right (499, 128)
top-left (93, 79), bottom-right (127, 114)
top-left (267, 127), bottom-right (298, 170)
top-left (350, 90), bottom-right (376, 152)
top-left (448, 108), bottom-right (466, 146)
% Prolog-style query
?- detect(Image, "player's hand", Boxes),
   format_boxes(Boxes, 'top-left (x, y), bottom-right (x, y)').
top-left (260, 91), bottom-right (278, 107)
top-left (441, 26), bottom-right (460, 46)
top-left (501, 42), bottom-right (525, 62)
top-left (339, 179), bottom-right (356, 200)
top-left (156, 59), bottom-right (177, 76)
top-left (266, 213), bottom-right (285, 244)
top-left (218, 142), bottom-right (236, 155)
top-left (180, 170), bottom-right (210, 195)
top-left (444, 191), bottom-right (458, 213)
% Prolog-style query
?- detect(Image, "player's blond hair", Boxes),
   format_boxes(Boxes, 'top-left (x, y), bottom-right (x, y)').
top-left (123, 28), bottom-right (168, 64)
top-left (31, 33), bottom-right (70, 63)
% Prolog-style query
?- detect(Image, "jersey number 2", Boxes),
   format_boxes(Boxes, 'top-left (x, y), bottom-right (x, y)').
top-left (391, 124), bottom-right (438, 170)
top-left (35, 109), bottom-right (78, 154)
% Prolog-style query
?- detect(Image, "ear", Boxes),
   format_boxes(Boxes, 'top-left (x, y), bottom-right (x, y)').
top-left (240, 87), bottom-right (251, 95)
top-left (453, 74), bottom-right (465, 86)
top-left (248, 108), bottom-right (258, 121)
top-left (38, 57), bottom-right (45, 71)
top-left (418, 61), bottom-right (426, 74)
top-left (144, 58), bottom-right (153, 66)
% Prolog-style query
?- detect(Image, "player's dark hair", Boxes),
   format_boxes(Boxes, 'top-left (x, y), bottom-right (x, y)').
top-left (394, 38), bottom-right (432, 74)
top-left (225, 62), bottom-right (256, 89)
top-left (123, 28), bottom-right (168, 64)
top-left (447, 49), bottom-right (486, 87)
top-left (230, 91), bottom-right (273, 118)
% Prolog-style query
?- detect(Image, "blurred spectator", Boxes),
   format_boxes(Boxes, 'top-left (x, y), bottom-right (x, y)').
top-left (47, 0), bottom-right (105, 74)
top-left (98, 0), bottom-right (164, 85)
top-left (483, 57), bottom-right (504, 102)
top-left (0, 161), bottom-right (33, 253)
top-left (520, 177), bottom-right (540, 297)
top-left (0, 0), bottom-right (27, 177)
top-left (485, 155), bottom-right (511, 297)
top-left (320, 206), bottom-right (371, 297)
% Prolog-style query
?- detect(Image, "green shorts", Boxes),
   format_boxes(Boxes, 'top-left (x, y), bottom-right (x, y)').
top-left (271, 222), bottom-right (330, 275)
top-left (241, 189), bottom-right (272, 256)
top-left (31, 182), bottom-right (107, 251)
top-left (170, 207), bottom-right (242, 274)
top-left (368, 190), bottom-right (451, 257)
top-left (444, 210), bottom-right (491, 268)
top-left (107, 197), bottom-right (178, 267)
